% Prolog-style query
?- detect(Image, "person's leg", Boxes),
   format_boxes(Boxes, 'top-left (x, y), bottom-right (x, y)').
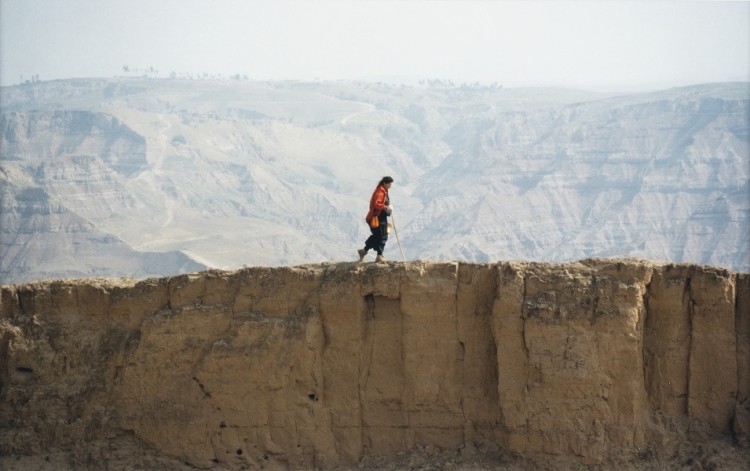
top-left (364, 227), bottom-right (379, 252)
top-left (362, 223), bottom-right (388, 261)
top-left (360, 225), bottom-right (379, 260)
top-left (375, 223), bottom-right (388, 256)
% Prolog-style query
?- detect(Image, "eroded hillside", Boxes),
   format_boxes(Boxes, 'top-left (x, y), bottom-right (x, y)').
top-left (2, 79), bottom-right (748, 284)
top-left (1, 259), bottom-right (748, 469)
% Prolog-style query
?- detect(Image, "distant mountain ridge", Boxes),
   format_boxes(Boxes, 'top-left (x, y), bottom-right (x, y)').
top-left (1, 78), bottom-right (748, 283)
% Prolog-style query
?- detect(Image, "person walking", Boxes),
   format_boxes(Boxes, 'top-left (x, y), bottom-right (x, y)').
top-left (358, 176), bottom-right (393, 263)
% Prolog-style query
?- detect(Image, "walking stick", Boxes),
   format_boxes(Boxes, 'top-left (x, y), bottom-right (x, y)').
top-left (390, 211), bottom-right (406, 262)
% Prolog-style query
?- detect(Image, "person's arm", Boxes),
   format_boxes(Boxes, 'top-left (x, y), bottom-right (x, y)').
top-left (373, 188), bottom-right (388, 212)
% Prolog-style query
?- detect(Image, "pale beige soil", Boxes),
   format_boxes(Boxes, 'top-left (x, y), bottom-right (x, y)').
top-left (2, 439), bottom-right (748, 471)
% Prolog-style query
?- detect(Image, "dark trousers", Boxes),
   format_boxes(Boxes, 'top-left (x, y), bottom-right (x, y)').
top-left (364, 221), bottom-right (388, 255)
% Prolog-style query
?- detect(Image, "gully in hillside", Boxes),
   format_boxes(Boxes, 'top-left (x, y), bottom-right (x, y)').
top-left (358, 176), bottom-right (393, 263)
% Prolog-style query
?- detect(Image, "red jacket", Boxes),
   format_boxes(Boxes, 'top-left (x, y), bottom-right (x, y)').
top-left (365, 185), bottom-right (389, 223)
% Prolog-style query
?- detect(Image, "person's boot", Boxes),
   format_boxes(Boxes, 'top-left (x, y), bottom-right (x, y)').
top-left (358, 249), bottom-right (367, 262)
top-left (375, 254), bottom-right (385, 263)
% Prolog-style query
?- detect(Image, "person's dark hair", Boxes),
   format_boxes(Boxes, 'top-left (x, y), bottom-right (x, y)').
top-left (379, 176), bottom-right (394, 186)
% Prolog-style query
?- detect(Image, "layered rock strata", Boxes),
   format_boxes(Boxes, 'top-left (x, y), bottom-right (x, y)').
top-left (0, 259), bottom-right (747, 468)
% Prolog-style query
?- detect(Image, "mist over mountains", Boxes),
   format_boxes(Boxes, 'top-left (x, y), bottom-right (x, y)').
top-left (1, 78), bottom-right (748, 283)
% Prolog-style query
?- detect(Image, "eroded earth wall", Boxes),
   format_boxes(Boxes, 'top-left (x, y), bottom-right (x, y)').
top-left (1, 259), bottom-right (748, 468)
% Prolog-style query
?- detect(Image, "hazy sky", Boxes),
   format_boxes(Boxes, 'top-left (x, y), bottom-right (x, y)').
top-left (1, 0), bottom-right (748, 90)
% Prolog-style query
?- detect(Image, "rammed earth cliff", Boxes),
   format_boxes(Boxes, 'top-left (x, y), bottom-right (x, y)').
top-left (1, 258), bottom-right (748, 469)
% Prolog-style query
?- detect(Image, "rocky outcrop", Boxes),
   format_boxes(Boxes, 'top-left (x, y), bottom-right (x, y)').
top-left (0, 108), bottom-right (209, 283)
top-left (0, 183), bottom-right (207, 283)
top-left (1, 110), bottom-right (147, 177)
top-left (0, 259), bottom-right (748, 469)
